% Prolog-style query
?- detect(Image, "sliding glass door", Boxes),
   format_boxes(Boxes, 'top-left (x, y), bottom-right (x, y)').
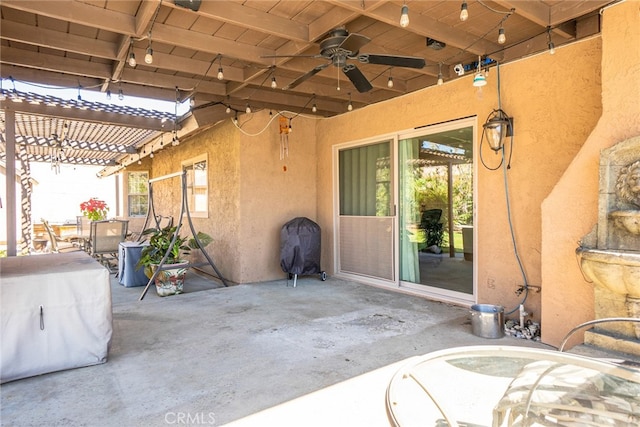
top-left (398, 120), bottom-right (475, 303)
top-left (334, 118), bottom-right (476, 303)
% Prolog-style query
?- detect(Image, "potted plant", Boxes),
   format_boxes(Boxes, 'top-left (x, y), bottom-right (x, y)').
top-left (136, 224), bottom-right (213, 297)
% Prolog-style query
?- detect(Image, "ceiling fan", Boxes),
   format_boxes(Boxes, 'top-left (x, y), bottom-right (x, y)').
top-left (268, 28), bottom-right (426, 93)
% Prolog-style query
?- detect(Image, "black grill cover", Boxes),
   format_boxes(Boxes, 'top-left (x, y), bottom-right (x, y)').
top-left (280, 217), bottom-right (321, 276)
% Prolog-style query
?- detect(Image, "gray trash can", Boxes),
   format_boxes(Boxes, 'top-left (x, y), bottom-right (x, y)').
top-left (470, 304), bottom-right (504, 338)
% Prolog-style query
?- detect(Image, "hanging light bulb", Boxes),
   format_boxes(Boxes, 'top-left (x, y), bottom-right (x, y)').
top-left (271, 76), bottom-right (277, 89)
top-left (118, 88), bottom-right (124, 101)
top-left (150, 151), bottom-right (154, 158)
top-left (547, 27), bottom-right (555, 55)
top-left (225, 105), bottom-right (231, 114)
top-left (106, 89), bottom-right (112, 100)
top-left (347, 94), bottom-right (353, 111)
top-left (399, 4), bottom-right (409, 28)
top-left (498, 27), bottom-right (506, 44)
top-left (288, 118), bottom-right (293, 133)
top-left (437, 73), bottom-right (444, 86)
top-left (387, 75), bottom-right (394, 88)
top-left (145, 45), bottom-right (153, 64)
top-left (245, 104), bottom-right (251, 114)
top-left (312, 103), bottom-right (317, 113)
top-left (217, 56), bottom-right (224, 80)
top-left (460, 1), bottom-right (468, 21)
top-left (77, 87), bottom-right (82, 101)
top-left (128, 52), bottom-right (137, 67)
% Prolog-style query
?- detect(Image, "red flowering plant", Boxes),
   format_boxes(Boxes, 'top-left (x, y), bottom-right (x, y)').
top-left (80, 198), bottom-right (109, 221)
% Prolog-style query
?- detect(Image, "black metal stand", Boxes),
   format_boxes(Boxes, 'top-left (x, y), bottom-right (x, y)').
top-left (138, 171), bottom-right (228, 301)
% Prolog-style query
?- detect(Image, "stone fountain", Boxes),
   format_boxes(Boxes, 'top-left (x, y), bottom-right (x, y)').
top-left (576, 135), bottom-right (640, 356)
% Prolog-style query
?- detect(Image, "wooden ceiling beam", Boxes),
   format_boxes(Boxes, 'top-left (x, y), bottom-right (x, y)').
top-left (0, 46), bottom-right (112, 81)
top-left (164, 0), bottom-right (309, 42)
top-left (135, 0), bottom-right (162, 38)
top-left (331, 0), bottom-right (500, 58)
top-left (0, 20), bottom-right (118, 59)
top-left (0, 0), bottom-right (135, 35)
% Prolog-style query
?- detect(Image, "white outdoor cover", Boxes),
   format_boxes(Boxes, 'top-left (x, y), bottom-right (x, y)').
top-left (1, 252), bottom-right (113, 383)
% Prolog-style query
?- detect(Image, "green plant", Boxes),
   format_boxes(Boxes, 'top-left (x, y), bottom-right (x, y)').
top-left (136, 225), bottom-right (213, 271)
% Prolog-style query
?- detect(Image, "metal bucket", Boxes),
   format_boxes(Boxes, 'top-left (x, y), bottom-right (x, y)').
top-left (470, 304), bottom-right (504, 338)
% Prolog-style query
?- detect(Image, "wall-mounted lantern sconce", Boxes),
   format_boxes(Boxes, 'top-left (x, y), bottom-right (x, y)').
top-left (483, 109), bottom-right (513, 151)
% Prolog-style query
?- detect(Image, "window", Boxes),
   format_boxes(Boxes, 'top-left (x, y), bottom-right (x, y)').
top-left (339, 141), bottom-right (392, 216)
top-left (126, 171), bottom-right (148, 217)
top-left (182, 155), bottom-right (208, 217)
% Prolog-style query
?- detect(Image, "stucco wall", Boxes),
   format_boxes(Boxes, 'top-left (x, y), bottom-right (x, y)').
top-left (147, 119), bottom-right (242, 284)
top-left (315, 34), bottom-right (603, 333)
top-left (237, 111), bottom-right (318, 282)
top-left (541, 1), bottom-right (640, 348)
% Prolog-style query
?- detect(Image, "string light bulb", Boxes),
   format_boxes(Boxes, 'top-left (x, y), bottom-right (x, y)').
top-left (347, 93), bottom-right (353, 111)
top-left (498, 27), bottom-right (506, 44)
top-left (217, 56), bottom-right (224, 80)
top-left (128, 51), bottom-right (137, 67)
top-left (387, 75), bottom-right (394, 88)
top-left (399, 4), bottom-right (409, 28)
top-left (106, 89), bottom-right (111, 100)
top-left (145, 45), bottom-right (153, 64)
top-left (547, 27), bottom-right (555, 55)
top-left (225, 105), bottom-right (231, 114)
top-left (245, 104), bottom-right (251, 114)
top-left (118, 88), bottom-right (124, 101)
top-left (437, 63), bottom-right (444, 86)
top-left (271, 76), bottom-right (277, 89)
top-left (312, 103), bottom-right (317, 113)
top-left (460, 1), bottom-right (469, 21)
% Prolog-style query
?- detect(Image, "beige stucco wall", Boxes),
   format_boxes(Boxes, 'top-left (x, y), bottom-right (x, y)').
top-left (237, 111), bottom-right (318, 283)
top-left (316, 36), bottom-right (602, 329)
top-left (147, 110), bottom-right (317, 284)
top-left (541, 1), bottom-right (640, 348)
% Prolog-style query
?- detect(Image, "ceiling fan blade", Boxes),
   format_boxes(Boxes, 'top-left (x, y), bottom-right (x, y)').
top-left (338, 33), bottom-right (371, 55)
top-left (283, 62), bottom-right (330, 90)
top-left (358, 54), bottom-right (426, 69)
top-left (343, 64), bottom-right (373, 93)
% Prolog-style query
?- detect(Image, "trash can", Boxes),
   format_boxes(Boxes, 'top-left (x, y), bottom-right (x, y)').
top-left (470, 304), bottom-right (504, 338)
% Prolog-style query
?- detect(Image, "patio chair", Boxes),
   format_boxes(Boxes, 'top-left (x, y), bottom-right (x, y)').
top-left (89, 220), bottom-right (128, 272)
top-left (41, 218), bottom-right (81, 253)
top-left (420, 209), bottom-right (444, 248)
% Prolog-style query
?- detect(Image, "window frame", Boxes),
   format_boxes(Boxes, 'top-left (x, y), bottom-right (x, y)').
top-left (124, 170), bottom-right (149, 218)
top-left (181, 154), bottom-right (208, 218)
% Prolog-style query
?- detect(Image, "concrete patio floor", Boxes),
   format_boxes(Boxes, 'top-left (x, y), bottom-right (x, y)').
top-left (1, 271), bottom-right (635, 426)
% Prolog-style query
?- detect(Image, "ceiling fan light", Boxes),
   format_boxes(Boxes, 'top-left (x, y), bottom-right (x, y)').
top-left (400, 5), bottom-right (409, 28)
top-left (460, 1), bottom-right (469, 21)
top-left (473, 72), bottom-right (487, 87)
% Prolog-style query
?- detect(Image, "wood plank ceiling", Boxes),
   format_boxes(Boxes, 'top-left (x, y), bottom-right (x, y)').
top-left (0, 0), bottom-right (615, 171)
